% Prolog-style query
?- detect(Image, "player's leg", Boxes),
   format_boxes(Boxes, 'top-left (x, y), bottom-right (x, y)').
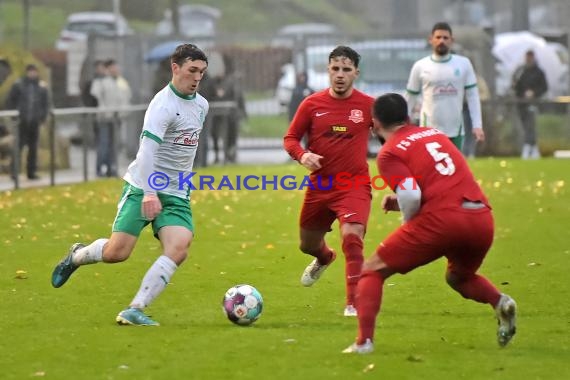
top-left (51, 232), bottom-right (138, 288)
top-left (117, 194), bottom-right (194, 326)
top-left (298, 191), bottom-right (336, 286)
top-left (443, 208), bottom-right (516, 346)
top-left (339, 222), bottom-right (365, 316)
top-left (344, 215), bottom-right (444, 353)
top-left (444, 208), bottom-right (500, 304)
top-left (51, 183), bottom-right (146, 288)
top-left (299, 228), bottom-right (336, 286)
top-left (333, 189), bottom-right (371, 315)
top-left (342, 252), bottom-right (396, 354)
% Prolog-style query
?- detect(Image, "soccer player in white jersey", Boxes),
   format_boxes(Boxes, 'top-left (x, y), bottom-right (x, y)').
top-left (405, 22), bottom-right (484, 149)
top-left (51, 44), bottom-right (209, 326)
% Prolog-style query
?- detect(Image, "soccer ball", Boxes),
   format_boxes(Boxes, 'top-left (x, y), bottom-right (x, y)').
top-left (222, 284), bottom-right (263, 326)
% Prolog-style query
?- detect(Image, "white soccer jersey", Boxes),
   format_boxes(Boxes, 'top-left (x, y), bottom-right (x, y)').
top-left (124, 83), bottom-right (209, 199)
top-left (405, 54), bottom-right (480, 137)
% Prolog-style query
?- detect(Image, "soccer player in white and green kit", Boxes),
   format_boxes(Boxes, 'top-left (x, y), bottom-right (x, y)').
top-left (405, 22), bottom-right (484, 149)
top-left (51, 44), bottom-right (209, 326)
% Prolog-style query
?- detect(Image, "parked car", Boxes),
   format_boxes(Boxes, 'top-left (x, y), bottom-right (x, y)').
top-left (55, 12), bottom-right (133, 51)
top-left (270, 23), bottom-right (338, 48)
top-left (155, 4), bottom-right (221, 39)
top-left (352, 39), bottom-right (431, 97)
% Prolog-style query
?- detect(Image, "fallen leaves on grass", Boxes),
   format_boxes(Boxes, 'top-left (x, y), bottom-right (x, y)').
top-left (406, 355), bottom-right (424, 363)
top-left (15, 270), bottom-right (27, 279)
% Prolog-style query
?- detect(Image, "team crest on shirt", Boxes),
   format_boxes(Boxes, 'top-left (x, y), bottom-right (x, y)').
top-left (348, 109), bottom-right (364, 123)
top-left (173, 131), bottom-right (199, 147)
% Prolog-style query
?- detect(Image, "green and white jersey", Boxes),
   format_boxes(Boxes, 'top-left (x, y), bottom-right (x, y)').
top-left (124, 83), bottom-right (208, 199)
top-left (405, 54), bottom-right (478, 137)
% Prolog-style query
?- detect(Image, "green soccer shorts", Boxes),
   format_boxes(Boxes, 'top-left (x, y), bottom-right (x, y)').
top-left (112, 182), bottom-right (194, 238)
top-left (449, 134), bottom-right (464, 150)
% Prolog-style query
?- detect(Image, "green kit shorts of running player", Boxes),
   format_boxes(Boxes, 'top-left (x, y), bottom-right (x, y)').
top-left (112, 182), bottom-right (194, 237)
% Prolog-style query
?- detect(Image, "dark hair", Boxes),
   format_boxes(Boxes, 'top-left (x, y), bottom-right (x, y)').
top-left (25, 64), bottom-right (38, 72)
top-left (171, 44), bottom-right (208, 66)
top-left (431, 22), bottom-right (453, 35)
top-left (103, 59), bottom-right (116, 67)
top-left (329, 45), bottom-right (361, 68)
top-left (372, 93), bottom-right (408, 129)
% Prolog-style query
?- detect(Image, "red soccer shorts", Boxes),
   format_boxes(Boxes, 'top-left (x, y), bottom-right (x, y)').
top-left (300, 188), bottom-right (372, 231)
top-left (376, 207), bottom-right (494, 275)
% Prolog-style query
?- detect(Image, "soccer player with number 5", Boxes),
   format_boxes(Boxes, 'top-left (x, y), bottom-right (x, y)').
top-left (343, 93), bottom-right (517, 354)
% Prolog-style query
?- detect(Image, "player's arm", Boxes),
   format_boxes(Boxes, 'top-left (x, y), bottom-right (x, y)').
top-left (378, 151), bottom-right (422, 222)
top-left (136, 133), bottom-right (162, 220)
top-left (395, 178), bottom-right (422, 222)
top-left (283, 97), bottom-right (323, 171)
top-left (464, 62), bottom-right (484, 142)
top-left (136, 104), bottom-right (170, 220)
top-left (404, 62), bottom-right (422, 124)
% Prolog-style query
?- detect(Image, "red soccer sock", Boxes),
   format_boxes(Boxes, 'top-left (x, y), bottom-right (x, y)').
top-left (316, 245), bottom-right (335, 265)
top-left (355, 270), bottom-right (384, 345)
top-left (342, 233), bottom-right (364, 305)
top-left (450, 273), bottom-right (501, 307)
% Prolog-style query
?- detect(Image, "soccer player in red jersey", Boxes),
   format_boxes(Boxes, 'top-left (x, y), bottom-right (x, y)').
top-left (343, 93), bottom-right (517, 354)
top-left (283, 46), bottom-right (375, 316)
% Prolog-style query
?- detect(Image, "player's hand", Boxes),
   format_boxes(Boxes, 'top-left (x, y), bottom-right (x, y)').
top-left (473, 128), bottom-right (485, 142)
top-left (381, 194), bottom-right (400, 213)
top-left (142, 193), bottom-right (162, 221)
top-left (300, 152), bottom-right (324, 171)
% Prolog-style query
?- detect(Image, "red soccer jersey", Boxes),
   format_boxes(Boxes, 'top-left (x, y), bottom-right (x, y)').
top-left (377, 125), bottom-right (489, 213)
top-left (284, 89), bottom-right (374, 180)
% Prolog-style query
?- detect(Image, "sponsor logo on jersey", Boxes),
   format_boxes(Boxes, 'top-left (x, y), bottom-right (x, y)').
top-left (324, 125), bottom-right (353, 139)
top-left (433, 82), bottom-right (458, 97)
top-left (331, 125), bottom-right (347, 132)
top-left (174, 131), bottom-right (199, 146)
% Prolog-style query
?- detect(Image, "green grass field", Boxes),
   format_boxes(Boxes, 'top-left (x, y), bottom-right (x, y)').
top-left (0, 159), bottom-right (569, 379)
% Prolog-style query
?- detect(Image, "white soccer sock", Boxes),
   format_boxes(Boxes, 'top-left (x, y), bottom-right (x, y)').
top-left (72, 238), bottom-right (108, 265)
top-left (130, 255), bottom-right (178, 309)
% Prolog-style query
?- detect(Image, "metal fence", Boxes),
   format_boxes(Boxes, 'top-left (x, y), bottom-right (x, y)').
top-left (2, 96), bottom-right (569, 191)
top-left (0, 100), bottom-right (287, 191)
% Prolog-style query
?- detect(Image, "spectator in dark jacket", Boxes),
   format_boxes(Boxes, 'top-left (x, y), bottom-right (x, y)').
top-left (81, 60), bottom-right (106, 107)
top-left (512, 50), bottom-right (548, 159)
top-left (5, 64), bottom-right (49, 180)
top-left (288, 71), bottom-right (314, 122)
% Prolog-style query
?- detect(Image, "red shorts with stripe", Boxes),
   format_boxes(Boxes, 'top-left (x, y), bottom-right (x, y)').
top-left (300, 188), bottom-right (371, 231)
top-left (376, 207), bottom-right (494, 275)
